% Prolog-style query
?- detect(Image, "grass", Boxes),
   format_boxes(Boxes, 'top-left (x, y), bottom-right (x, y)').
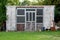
top-left (0, 31), bottom-right (60, 40)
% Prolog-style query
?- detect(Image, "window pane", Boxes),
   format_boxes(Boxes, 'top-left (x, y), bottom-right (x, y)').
top-left (30, 12), bottom-right (32, 21)
top-left (33, 12), bottom-right (35, 21)
top-left (26, 9), bottom-right (35, 11)
top-left (17, 9), bottom-right (24, 15)
top-left (37, 9), bottom-right (43, 15)
top-left (17, 17), bottom-right (25, 23)
top-left (26, 12), bottom-right (28, 21)
top-left (36, 17), bottom-right (43, 23)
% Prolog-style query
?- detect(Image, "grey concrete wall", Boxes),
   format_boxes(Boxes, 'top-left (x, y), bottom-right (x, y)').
top-left (6, 6), bottom-right (16, 31)
top-left (43, 6), bottom-right (55, 29)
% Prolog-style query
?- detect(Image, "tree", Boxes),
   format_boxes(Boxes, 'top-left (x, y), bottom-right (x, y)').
top-left (37, 0), bottom-right (44, 5)
top-left (21, 0), bottom-right (31, 6)
top-left (43, 0), bottom-right (60, 23)
top-left (31, 0), bottom-right (44, 5)
top-left (43, 0), bottom-right (60, 5)
top-left (7, 0), bottom-right (20, 5)
top-left (55, 4), bottom-right (60, 23)
top-left (0, 0), bottom-right (20, 30)
top-left (0, 0), bottom-right (7, 27)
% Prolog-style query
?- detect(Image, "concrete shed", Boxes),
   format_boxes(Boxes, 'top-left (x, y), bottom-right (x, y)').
top-left (6, 5), bottom-right (55, 31)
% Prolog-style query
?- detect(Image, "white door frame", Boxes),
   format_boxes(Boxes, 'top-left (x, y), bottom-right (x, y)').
top-left (25, 11), bottom-right (36, 31)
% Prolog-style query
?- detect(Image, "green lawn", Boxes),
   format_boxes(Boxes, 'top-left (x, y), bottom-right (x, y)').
top-left (0, 31), bottom-right (60, 40)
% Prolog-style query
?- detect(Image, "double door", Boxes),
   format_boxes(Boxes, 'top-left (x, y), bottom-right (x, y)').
top-left (25, 11), bottom-right (36, 31)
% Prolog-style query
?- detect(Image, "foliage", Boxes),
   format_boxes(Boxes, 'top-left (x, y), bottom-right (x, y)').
top-left (56, 21), bottom-right (60, 26)
top-left (43, 0), bottom-right (60, 5)
top-left (21, 0), bottom-right (31, 6)
top-left (7, 0), bottom-right (20, 5)
top-left (0, 0), bottom-right (7, 26)
top-left (0, 0), bottom-right (20, 27)
top-left (43, 0), bottom-right (60, 23)
top-left (55, 5), bottom-right (60, 23)
top-left (31, 0), bottom-right (60, 23)
top-left (37, 0), bottom-right (44, 5)
top-left (0, 0), bottom-right (60, 26)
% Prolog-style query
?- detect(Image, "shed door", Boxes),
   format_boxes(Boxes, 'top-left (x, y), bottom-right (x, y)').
top-left (26, 11), bottom-right (35, 31)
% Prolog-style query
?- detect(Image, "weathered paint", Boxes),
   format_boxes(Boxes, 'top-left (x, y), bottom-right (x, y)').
top-left (6, 5), bottom-right (55, 31)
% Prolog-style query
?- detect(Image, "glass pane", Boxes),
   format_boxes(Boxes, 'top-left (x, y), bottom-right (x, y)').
top-left (37, 9), bottom-right (43, 15)
top-left (36, 17), bottom-right (43, 23)
top-left (33, 12), bottom-right (35, 21)
top-left (26, 12), bottom-right (28, 21)
top-left (26, 9), bottom-right (35, 11)
top-left (17, 16), bottom-right (25, 23)
top-left (30, 12), bottom-right (32, 21)
top-left (17, 9), bottom-right (24, 15)
top-left (26, 12), bottom-right (35, 21)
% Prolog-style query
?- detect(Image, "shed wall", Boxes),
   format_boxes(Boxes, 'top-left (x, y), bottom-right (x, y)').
top-left (6, 6), bottom-right (16, 31)
top-left (6, 6), bottom-right (55, 31)
top-left (43, 6), bottom-right (54, 29)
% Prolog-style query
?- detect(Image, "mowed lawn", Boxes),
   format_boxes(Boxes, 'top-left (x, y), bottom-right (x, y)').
top-left (0, 31), bottom-right (60, 40)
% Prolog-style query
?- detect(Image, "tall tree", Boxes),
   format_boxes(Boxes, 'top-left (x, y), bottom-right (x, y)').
top-left (0, 0), bottom-right (7, 26)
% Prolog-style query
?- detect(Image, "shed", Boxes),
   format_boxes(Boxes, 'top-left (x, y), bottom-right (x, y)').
top-left (6, 5), bottom-right (55, 31)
